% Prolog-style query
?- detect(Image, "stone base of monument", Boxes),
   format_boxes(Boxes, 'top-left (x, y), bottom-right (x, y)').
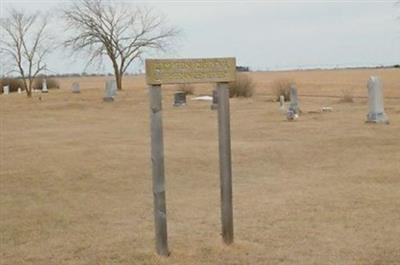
top-left (103, 97), bottom-right (114, 102)
top-left (41, 90), bottom-right (48, 93)
top-left (366, 112), bottom-right (389, 124)
top-left (286, 108), bottom-right (299, 121)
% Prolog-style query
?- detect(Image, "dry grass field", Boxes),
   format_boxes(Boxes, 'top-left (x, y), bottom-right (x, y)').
top-left (1, 68), bottom-right (400, 265)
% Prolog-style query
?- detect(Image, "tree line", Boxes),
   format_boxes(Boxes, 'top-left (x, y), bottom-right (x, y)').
top-left (0, 0), bottom-right (179, 97)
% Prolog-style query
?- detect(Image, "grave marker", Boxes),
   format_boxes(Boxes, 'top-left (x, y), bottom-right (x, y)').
top-left (289, 84), bottom-right (299, 114)
top-left (279, 95), bottom-right (285, 109)
top-left (287, 84), bottom-right (300, 120)
top-left (3, 85), bottom-right (9, 95)
top-left (366, 76), bottom-right (389, 124)
top-left (42, 79), bottom-right (48, 93)
top-left (173, 91), bottom-right (186, 106)
top-left (146, 57), bottom-right (236, 256)
top-left (103, 80), bottom-right (117, 102)
top-left (72, 82), bottom-right (80, 93)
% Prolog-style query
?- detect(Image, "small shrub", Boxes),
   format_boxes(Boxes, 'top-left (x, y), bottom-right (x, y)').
top-left (228, 73), bottom-right (255, 98)
top-left (33, 77), bottom-right (60, 90)
top-left (272, 78), bottom-right (293, 102)
top-left (176, 83), bottom-right (195, 95)
top-left (0, 78), bottom-right (25, 93)
top-left (340, 88), bottom-right (354, 103)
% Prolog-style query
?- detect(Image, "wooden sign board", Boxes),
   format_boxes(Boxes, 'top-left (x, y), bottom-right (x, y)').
top-left (146, 57), bottom-right (236, 85)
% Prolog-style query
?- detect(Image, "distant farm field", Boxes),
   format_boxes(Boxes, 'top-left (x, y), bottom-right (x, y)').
top-left (1, 68), bottom-right (400, 265)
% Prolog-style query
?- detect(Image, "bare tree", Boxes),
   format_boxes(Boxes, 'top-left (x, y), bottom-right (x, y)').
top-left (63, 0), bottom-right (180, 90)
top-left (0, 9), bottom-right (52, 97)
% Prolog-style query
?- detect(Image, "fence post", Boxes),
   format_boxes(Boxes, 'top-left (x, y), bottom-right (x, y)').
top-left (149, 85), bottom-right (169, 256)
top-left (217, 82), bottom-right (234, 244)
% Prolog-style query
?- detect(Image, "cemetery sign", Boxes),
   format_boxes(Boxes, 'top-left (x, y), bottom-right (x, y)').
top-left (146, 57), bottom-right (236, 85)
top-left (146, 57), bottom-right (236, 256)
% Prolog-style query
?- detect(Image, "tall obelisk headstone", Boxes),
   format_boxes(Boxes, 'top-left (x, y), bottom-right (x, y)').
top-left (42, 79), bottom-right (48, 93)
top-left (366, 76), bottom-right (389, 124)
top-left (279, 95), bottom-right (285, 109)
top-left (287, 84), bottom-right (299, 120)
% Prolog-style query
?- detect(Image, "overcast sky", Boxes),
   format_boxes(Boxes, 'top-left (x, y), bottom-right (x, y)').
top-left (1, 0), bottom-right (399, 74)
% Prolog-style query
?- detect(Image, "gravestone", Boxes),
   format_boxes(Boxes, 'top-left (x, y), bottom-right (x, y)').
top-left (17, 88), bottom-right (22, 94)
top-left (72, 82), bottom-right (80, 93)
top-left (366, 76), bottom-right (389, 124)
top-left (286, 84), bottom-right (299, 120)
top-left (42, 79), bottom-right (48, 93)
top-left (103, 80), bottom-right (117, 102)
top-left (279, 95), bottom-right (285, 109)
top-left (288, 84), bottom-right (299, 114)
top-left (173, 91), bottom-right (186, 106)
top-left (211, 89), bottom-right (218, 110)
top-left (3, 85), bottom-right (9, 95)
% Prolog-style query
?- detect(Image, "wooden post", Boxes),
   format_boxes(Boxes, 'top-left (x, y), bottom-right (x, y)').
top-left (149, 85), bottom-right (169, 256)
top-left (217, 82), bottom-right (234, 244)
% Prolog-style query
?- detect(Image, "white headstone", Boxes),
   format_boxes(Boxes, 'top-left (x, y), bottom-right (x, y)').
top-left (3, 85), bottom-right (10, 95)
top-left (42, 79), bottom-right (48, 93)
top-left (17, 87), bottom-right (22, 94)
top-left (103, 79), bottom-right (117, 101)
top-left (279, 95), bottom-right (285, 109)
top-left (72, 82), bottom-right (80, 93)
top-left (366, 76), bottom-right (389, 124)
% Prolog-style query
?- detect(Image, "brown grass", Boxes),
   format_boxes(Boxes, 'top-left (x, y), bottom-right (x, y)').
top-left (1, 68), bottom-right (400, 265)
top-left (0, 78), bottom-right (25, 93)
top-left (272, 78), bottom-right (293, 101)
top-left (340, 88), bottom-right (355, 103)
top-left (228, 73), bottom-right (255, 98)
top-left (176, 83), bottom-right (195, 95)
top-left (33, 77), bottom-right (60, 90)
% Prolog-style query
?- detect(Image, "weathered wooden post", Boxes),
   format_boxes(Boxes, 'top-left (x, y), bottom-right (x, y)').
top-left (217, 82), bottom-right (234, 244)
top-left (149, 84), bottom-right (169, 256)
